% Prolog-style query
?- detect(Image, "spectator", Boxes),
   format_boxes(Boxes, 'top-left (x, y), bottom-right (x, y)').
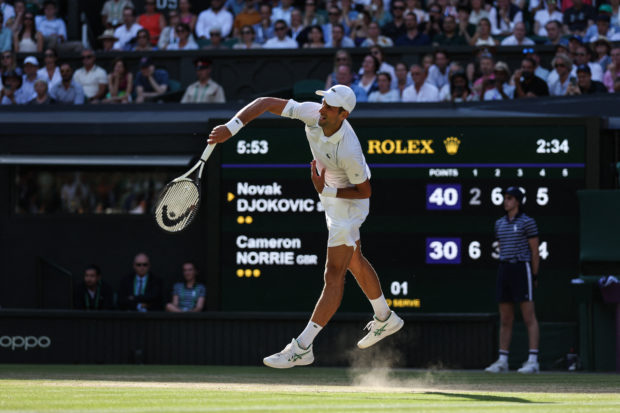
top-left (167, 22), bottom-right (198, 50)
top-left (394, 61), bottom-right (411, 99)
top-left (14, 11), bottom-right (43, 52)
top-left (489, 0), bottom-right (523, 36)
top-left (592, 37), bottom-right (612, 72)
top-left (19, 55), bottom-right (40, 100)
top-left (0, 69), bottom-right (28, 104)
top-left (501, 22), bottom-right (535, 45)
top-left (434, 15), bottom-right (467, 46)
top-left (28, 78), bottom-right (54, 104)
top-left (138, 0), bottom-right (164, 45)
top-left (35, 1), bottom-right (67, 50)
top-left (302, 0), bottom-right (326, 27)
top-left (586, 14), bottom-right (616, 43)
top-left (264, 19), bottom-right (298, 48)
top-left (113, 6), bottom-right (142, 50)
top-left (572, 44), bottom-right (603, 81)
top-left (234, 0), bottom-right (261, 37)
top-left (470, 17), bottom-right (498, 46)
top-left (563, 0), bottom-right (596, 35)
top-left (422, 4), bottom-right (444, 39)
top-left (361, 21), bottom-right (393, 47)
top-left (534, 0), bottom-right (564, 37)
top-left (340, 0), bottom-right (358, 24)
top-left (422, 53), bottom-right (434, 76)
top-left (233, 25), bottom-right (261, 49)
top-left (567, 34), bottom-right (583, 55)
top-left (367, 45), bottom-right (397, 88)
top-left (368, 72), bottom-right (400, 102)
top-left (37, 48), bottom-right (60, 90)
top-left (544, 20), bottom-right (563, 45)
top-left (103, 58), bottom-right (132, 104)
top-left (6, 0), bottom-right (23, 32)
top-left (254, 3), bottom-right (275, 44)
top-left (50, 63), bottom-right (84, 105)
top-left (0, 10), bottom-right (11, 52)
top-left (469, 0), bottom-right (489, 25)
top-left (271, 0), bottom-right (294, 26)
top-left (383, 0), bottom-right (406, 42)
top-left (181, 57), bottom-right (225, 103)
top-left (165, 262), bottom-right (206, 312)
top-left (334, 63), bottom-right (367, 102)
top-left (369, 0), bottom-right (392, 27)
top-left (304, 24), bottom-right (325, 48)
top-left (325, 49), bottom-right (354, 88)
top-left (118, 253), bottom-right (163, 312)
top-left (97, 29), bottom-right (118, 51)
top-left (322, 5), bottom-right (347, 45)
top-left (427, 50), bottom-right (451, 90)
top-left (157, 10), bottom-right (180, 50)
top-left (354, 54), bottom-right (379, 95)
top-left (73, 49), bottom-right (107, 103)
top-left (448, 70), bottom-right (475, 102)
top-left (1, 51), bottom-right (21, 86)
top-left (0, 0), bottom-right (15, 27)
top-left (523, 48), bottom-right (550, 80)
top-left (134, 56), bottom-right (168, 103)
top-left (456, 5), bottom-right (477, 44)
top-left (325, 23), bottom-right (355, 47)
top-left (196, 0), bottom-right (233, 40)
top-left (472, 54), bottom-right (495, 99)
top-left (178, 0), bottom-right (197, 33)
top-left (350, 10), bottom-right (372, 46)
top-left (73, 265), bottom-right (116, 310)
top-left (484, 61), bottom-right (514, 100)
top-left (404, 0), bottom-right (426, 24)
top-left (514, 57), bottom-right (550, 97)
top-left (395, 12), bottom-right (430, 46)
top-left (547, 53), bottom-right (575, 95)
top-left (402, 64), bottom-right (440, 102)
top-left (132, 28), bottom-right (155, 51)
top-left (101, 0), bottom-right (134, 28)
top-left (566, 63), bottom-right (608, 94)
top-left (203, 27), bottom-right (230, 50)
top-left (291, 10), bottom-right (309, 46)
top-left (603, 47), bottom-right (620, 92)
top-left (611, 0), bottom-right (620, 28)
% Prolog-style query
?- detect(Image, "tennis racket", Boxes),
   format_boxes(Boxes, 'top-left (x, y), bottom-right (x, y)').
top-left (154, 143), bottom-right (217, 232)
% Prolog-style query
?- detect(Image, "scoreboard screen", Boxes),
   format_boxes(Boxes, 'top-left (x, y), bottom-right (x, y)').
top-left (218, 118), bottom-right (589, 315)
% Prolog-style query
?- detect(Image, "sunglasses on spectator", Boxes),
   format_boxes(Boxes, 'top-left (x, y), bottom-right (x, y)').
top-left (82, 55), bottom-right (95, 59)
top-left (393, 6), bottom-right (405, 10)
top-left (44, 53), bottom-right (55, 57)
top-left (210, 32), bottom-right (221, 36)
top-left (242, 30), bottom-right (252, 34)
top-left (275, 26), bottom-right (286, 31)
top-left (555, 63), bottom-right (566, 68)
top-left (328, 12), bottom-right (340, 16)
top-left (134, 262), bottom-right (149, 267)
top-left (24, 16), bottom-right (33, 20)
top-left (575, 52), bottom-right (586, 56)
top-left (1, 55), bottom-right (11, 59)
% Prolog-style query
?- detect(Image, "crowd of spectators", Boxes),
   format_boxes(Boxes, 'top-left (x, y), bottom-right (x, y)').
top-left (0, 0), bottom-right (619, 104)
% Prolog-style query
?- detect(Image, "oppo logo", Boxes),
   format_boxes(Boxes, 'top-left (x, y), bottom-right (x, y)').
top-left (0, 336), bottom-right (51, 351)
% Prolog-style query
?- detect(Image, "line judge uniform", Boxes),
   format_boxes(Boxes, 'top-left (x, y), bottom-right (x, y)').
top-left (280, 97), bottom-right (371, 248)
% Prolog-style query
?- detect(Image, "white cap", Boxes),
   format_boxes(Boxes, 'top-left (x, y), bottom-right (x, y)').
top-left (315, 84), bottom-right (356, 113)
top-left (24, 56), bottom-right (39, 66)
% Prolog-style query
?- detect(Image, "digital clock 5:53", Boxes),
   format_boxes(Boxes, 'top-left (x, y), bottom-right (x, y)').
top-left (236, 139), bottom-right (269, 155)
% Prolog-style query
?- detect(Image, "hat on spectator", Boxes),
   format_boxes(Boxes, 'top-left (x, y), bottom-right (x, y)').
top-left (209, 26), bottom-right (222, 36)
top-left (24, 56), bottom-right (39, 66)
top-left (592, 36), bottom-right (611, 48)
top-left (558, 38), bottom-right (569, 47)
top-left (598, 4), bottom-right (613, 13)
top-left (493, 61), bottom-right (511, 77)
top-left (569, 34), bottom-right (583, 44)
top-left (194, 57), bottom-right (212, 70)
top-left (596, 14), bottom-right (611, 23)
top-left (98, 29), bottom-right (118, 41)
top-left (576, 64), bottom-right (591, 74)
top-left (1, 69), bottom-right (22, 86)
top-left (504, 187), bottom-right (524, 204)
top-left (139, 56), bottom-right (152, 68)
top-left (315, 84), bottom-right (356, 113)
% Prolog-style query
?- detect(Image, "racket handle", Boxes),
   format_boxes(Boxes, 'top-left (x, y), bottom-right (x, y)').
top-left (199, 143), bottom-right (217, 163)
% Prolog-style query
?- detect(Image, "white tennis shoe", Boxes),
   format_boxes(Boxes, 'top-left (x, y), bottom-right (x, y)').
top-left (263, 338), bottom-right (314, 369)
top-left (517, 360), bottom-right (540, 374)
top-left (484, 359), bottom-right (509, 373)
top-left (357, 311), bottom-right (404, 349)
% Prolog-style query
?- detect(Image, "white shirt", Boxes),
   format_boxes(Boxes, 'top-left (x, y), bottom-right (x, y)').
top-left (368, 89), bottom-right (400, 102)
top-left (37, 66), bottom-right (61, 90)
top-left (166, 37), bottom-right (199, 50)
top-left (401, 82), bottom-right (440, 102)
top-left (500, 35), bottom-right (535, 46)
top-left (533, 9), bottom-right (563, 36)
top-left (483, 84), bottom-right (515, 100)
top-left (196, 8), bottom-right (234, 39)
top-left (101, 0), bottom-right (134, 26)
top-left (547, 75), bottom-right (572, 96)
top-left (547, 62), bottom-right (603, 84)
top-left (0, 2), bottom-right (15, 27)
top-left (427, 65), bottom-right (450, 89)
top-left (73, 65), bottom-right (107, 99)
top-left (263, 36), bottom-right (298, 48)
top-left (281, 100), bottom-right (369, 188)
top-left (488, 7), bottom-right (522, 35)
top-left (271, 6), bottom-right (293, 26)
top-left (35, 16), bottom-right (67, 39)
top-left (113, 23), bottom-right (142, 50)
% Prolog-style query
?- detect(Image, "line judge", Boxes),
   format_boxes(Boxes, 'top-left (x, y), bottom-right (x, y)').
top-left (208, 85), bottom-right (404, 368)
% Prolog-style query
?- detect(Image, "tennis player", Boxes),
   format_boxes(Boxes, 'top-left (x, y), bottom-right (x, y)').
top-left (208, 85), bottom-right (404, 368)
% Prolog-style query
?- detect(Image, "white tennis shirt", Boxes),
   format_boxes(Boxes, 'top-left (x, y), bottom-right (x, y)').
top-left (281, 99), bottom-right (370, 189)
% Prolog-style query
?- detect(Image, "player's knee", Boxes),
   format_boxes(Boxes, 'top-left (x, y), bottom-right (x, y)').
top-left (500, 312), bottom-right (514, 325)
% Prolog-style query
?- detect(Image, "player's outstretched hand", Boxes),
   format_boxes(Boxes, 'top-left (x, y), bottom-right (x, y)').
top-left (208, 125), bottom-right (233, 144)
top-left (310, 160), bottom-right (325, 193)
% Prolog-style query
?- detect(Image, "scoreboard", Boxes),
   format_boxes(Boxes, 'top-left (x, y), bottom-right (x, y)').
top-left (217, 117), bottom-right (591, 316)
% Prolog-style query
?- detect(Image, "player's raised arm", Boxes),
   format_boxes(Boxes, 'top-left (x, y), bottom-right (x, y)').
top-left (208, 97), bottom-right (289, 144)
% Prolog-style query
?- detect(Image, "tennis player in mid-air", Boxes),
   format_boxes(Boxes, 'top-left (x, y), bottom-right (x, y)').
top-left (208, 85), bottom-right (404, 368)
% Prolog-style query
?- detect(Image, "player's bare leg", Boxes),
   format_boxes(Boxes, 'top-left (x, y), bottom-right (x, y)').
top-left (517, 301), bottom-right (540, 373)
top-left (485, 302), bottom-right (514, 372)
top-left (347, 240), bottom-right (383, 300)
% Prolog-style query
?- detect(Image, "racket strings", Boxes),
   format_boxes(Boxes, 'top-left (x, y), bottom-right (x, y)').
top-left (155, 180), bottom-right (200, 232)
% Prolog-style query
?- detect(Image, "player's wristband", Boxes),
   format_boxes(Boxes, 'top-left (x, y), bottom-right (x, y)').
top-left (321, 186), bottom-right (337, 197)
top-left (225, 117), bottom-right (244, 136)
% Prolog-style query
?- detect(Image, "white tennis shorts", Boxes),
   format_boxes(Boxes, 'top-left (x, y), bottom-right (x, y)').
top-left (319, 195), bottom-right (369, 248)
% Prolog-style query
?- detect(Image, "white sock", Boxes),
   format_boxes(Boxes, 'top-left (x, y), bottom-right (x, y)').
top-left (296, 321), bottom-right (322, 349)
top-left (370, 294), bottom-right (391, 321)
top-left (499, 350), bottom-right (509, 363)
top-left (528, 350), bottom-right (538, 363)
